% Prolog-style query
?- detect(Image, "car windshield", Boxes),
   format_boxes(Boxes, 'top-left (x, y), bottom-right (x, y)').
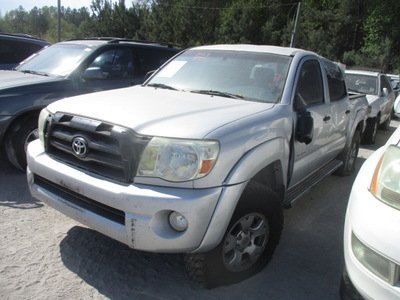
top-left (346, 74), bottom-right (378, 95)
top-left (146, 50), bottom-right (291, 103)
top-left (16, 43), bottom-right (95, 77)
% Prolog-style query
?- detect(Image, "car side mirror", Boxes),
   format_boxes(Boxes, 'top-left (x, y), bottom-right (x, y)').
top-left (83, 67), bottom-right (105, 80)
top-left (382, 87), bottom-right (389, 96)
top-left (296, 108), bottom-right (314, 144)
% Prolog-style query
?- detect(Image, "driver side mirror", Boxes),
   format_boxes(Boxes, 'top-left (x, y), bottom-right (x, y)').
top-left (83, 67), bottom-right (105, 80)
top-left (382, 87), bottom-right (389, 96)
top-left (296, 108), bottom-right (314, 145)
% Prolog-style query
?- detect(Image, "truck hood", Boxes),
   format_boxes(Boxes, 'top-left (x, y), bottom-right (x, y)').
top-left (47, 85), bottom-right (274, 138)
top-left (0, 70), bottom-right (66, 91)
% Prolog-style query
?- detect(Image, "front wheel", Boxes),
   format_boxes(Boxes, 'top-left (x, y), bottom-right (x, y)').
top-left (5, 115), bottom-right (39, 171)
top-left (185, 181), bottom-right (283, 288)
top-left (362, 117), bottom-right (378, 145)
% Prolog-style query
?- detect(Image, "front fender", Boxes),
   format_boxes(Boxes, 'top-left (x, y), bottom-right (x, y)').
top-left (224, 137), bottom-right (288, 186)
top-left (366, 95), bottom-right (381, 118)
top-left (194, 137), bottom-right (288, 252)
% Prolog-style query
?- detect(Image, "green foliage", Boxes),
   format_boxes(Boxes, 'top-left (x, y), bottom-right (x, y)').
top-left (0, 0), bottom-right (399, 72)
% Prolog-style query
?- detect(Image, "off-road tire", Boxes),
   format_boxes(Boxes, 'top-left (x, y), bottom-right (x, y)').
top-left (334, 131), bottom-right (360, 176)
top-left (185, 181), bottom-right (283, 288)
top-left (5, 115), bottom-right (39, 171)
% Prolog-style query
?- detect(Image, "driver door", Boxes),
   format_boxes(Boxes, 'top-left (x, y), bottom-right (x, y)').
top-left (289, 58), bottom-right (336, 187)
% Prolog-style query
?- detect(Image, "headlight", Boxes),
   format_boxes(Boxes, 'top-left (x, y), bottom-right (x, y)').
top-left (38, 108), bottom-right (51, 145)
top-left (137, 137), bottom-right (219, 181)
top-left (370, 145), bottom-right (400, 210)
top-left (352, 232), bottom-right (398, 285)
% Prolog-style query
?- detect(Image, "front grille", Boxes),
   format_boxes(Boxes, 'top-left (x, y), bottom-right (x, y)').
top-left (34, 174), bottom-right (125, 225)
top-left (45, 113), bottom-right (151, 183)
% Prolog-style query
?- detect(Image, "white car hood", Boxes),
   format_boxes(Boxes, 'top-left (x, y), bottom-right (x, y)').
top-left (365, 94), bottom-right (380, 105)
top-left (47, 85), bottom-right (274, 138)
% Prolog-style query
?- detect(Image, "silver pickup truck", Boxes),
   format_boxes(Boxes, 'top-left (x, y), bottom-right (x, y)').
top-left (27, 45), bottom-right (368, 288)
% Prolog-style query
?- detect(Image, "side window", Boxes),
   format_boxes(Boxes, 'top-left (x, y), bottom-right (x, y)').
top-left (136, 47), bottom-right (176, 77)
top-left (295, 59), bottom-right (324, 108)
top-left (0, 40), bottom-right (16, 64)
top-left (87, 48), bottom-right (134, 79)
top-left (323, 59), bottom-right (347, 101)
top-left (0, 40), bottom-right (43, 65)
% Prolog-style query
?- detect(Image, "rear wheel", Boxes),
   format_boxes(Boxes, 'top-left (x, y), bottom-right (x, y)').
top-left (185, 181), bottom-right (283, 288)
top-left (335, 131), bottom-right (360, 176)
top-left (5, 115), bottom-right (39, 171)
top-left (362, 117), bottom-right (378, 144)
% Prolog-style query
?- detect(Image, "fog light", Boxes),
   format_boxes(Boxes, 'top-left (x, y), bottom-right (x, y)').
top-left (169, 211), bottom-right (188, 232)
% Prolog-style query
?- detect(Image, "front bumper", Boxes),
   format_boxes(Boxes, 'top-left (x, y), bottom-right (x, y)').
top-left (27, 140), bottom-right (242, 253)
top-left (340, 268), bottom-right (363, 300)
top-left (343, 148), bottom-right (400, 300)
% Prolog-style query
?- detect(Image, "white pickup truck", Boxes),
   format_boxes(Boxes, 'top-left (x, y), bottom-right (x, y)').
top-left (345, 70), bottom-right (395, 144)
top-left (27, 45), bottom-right (368, 288)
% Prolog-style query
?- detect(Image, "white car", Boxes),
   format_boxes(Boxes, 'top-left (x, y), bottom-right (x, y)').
top-left (345, 70), bottom-right (395, 144)
top-left (341, 124), bottom-right (400, 299)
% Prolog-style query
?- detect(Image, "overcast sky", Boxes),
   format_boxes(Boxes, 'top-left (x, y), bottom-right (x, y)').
top-left (1, 0), bottom-right (99, 14)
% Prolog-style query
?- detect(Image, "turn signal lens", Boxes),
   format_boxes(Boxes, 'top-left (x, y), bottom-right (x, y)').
top-left (370, 145), bottom-right (400, 210)
top-left (38, 108), bottom-right (51, 145)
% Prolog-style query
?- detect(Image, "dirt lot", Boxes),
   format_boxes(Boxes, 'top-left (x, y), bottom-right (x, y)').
top-left (0, 119), bottom-right (398, 300)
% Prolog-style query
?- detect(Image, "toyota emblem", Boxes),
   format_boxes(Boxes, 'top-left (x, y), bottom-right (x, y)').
top-left (72, 137), bottom-right (88, 158)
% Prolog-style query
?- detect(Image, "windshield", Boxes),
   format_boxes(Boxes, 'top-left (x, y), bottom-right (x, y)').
top-left (345, 74), bottom-right (378, 95)
top-left (16, 43), bottom-right (95, 77)
top-left (146, 50), bottom-right (291, 103)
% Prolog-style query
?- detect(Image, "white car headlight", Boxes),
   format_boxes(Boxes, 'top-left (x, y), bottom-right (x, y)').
top-left (38, 108), bottom-right (51, 145)
top-left (352, 232), bottom-right (398, 285)
top-left (137, 137), bottom-right (219, 181)
top-left (370, 145), bottom-right (400, 210)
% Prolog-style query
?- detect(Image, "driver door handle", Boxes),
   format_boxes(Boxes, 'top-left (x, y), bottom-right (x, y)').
top-left (323, 115), bottom-right (331, 121)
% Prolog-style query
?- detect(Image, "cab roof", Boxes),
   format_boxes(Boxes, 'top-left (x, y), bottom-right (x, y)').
top-left (191, 44), bottom-right (317, 57)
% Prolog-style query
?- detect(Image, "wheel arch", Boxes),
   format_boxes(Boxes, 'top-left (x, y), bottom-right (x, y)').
top-left (194, 138), bottom-right (288, 252)
top-left (223, 137), bottom-right (288, 200)
top-left (2, 109), bottom-right (42, 170)
top-left (2, 108), bottom-right (42, 146)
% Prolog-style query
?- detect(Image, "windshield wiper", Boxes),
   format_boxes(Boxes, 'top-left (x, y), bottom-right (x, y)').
top-left (20, 70), bottom-right (49, 77)
top-left (147, 83), bottom-right (178, 91)
top-left (190, 90), bottom-right (244, 99)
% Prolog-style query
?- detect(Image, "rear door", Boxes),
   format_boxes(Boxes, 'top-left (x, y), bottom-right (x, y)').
top-left (322, 58), bottom-right (349, 146)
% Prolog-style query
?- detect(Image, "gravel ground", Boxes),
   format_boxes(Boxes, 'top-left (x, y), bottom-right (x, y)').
top-left (0, 119), bottom-right (398, 300)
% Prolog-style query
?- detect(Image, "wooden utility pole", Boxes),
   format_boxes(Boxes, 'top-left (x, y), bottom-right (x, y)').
top-left (290, 2), bottom-right (301, 48)
top-left (57, 0), bottom-right (61, 42)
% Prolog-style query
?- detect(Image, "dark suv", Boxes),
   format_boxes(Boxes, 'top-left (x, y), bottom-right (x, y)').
top-left (0, 38), bottom-right (181, 170)
top-left (0, 33), bottom-right (50, 70)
